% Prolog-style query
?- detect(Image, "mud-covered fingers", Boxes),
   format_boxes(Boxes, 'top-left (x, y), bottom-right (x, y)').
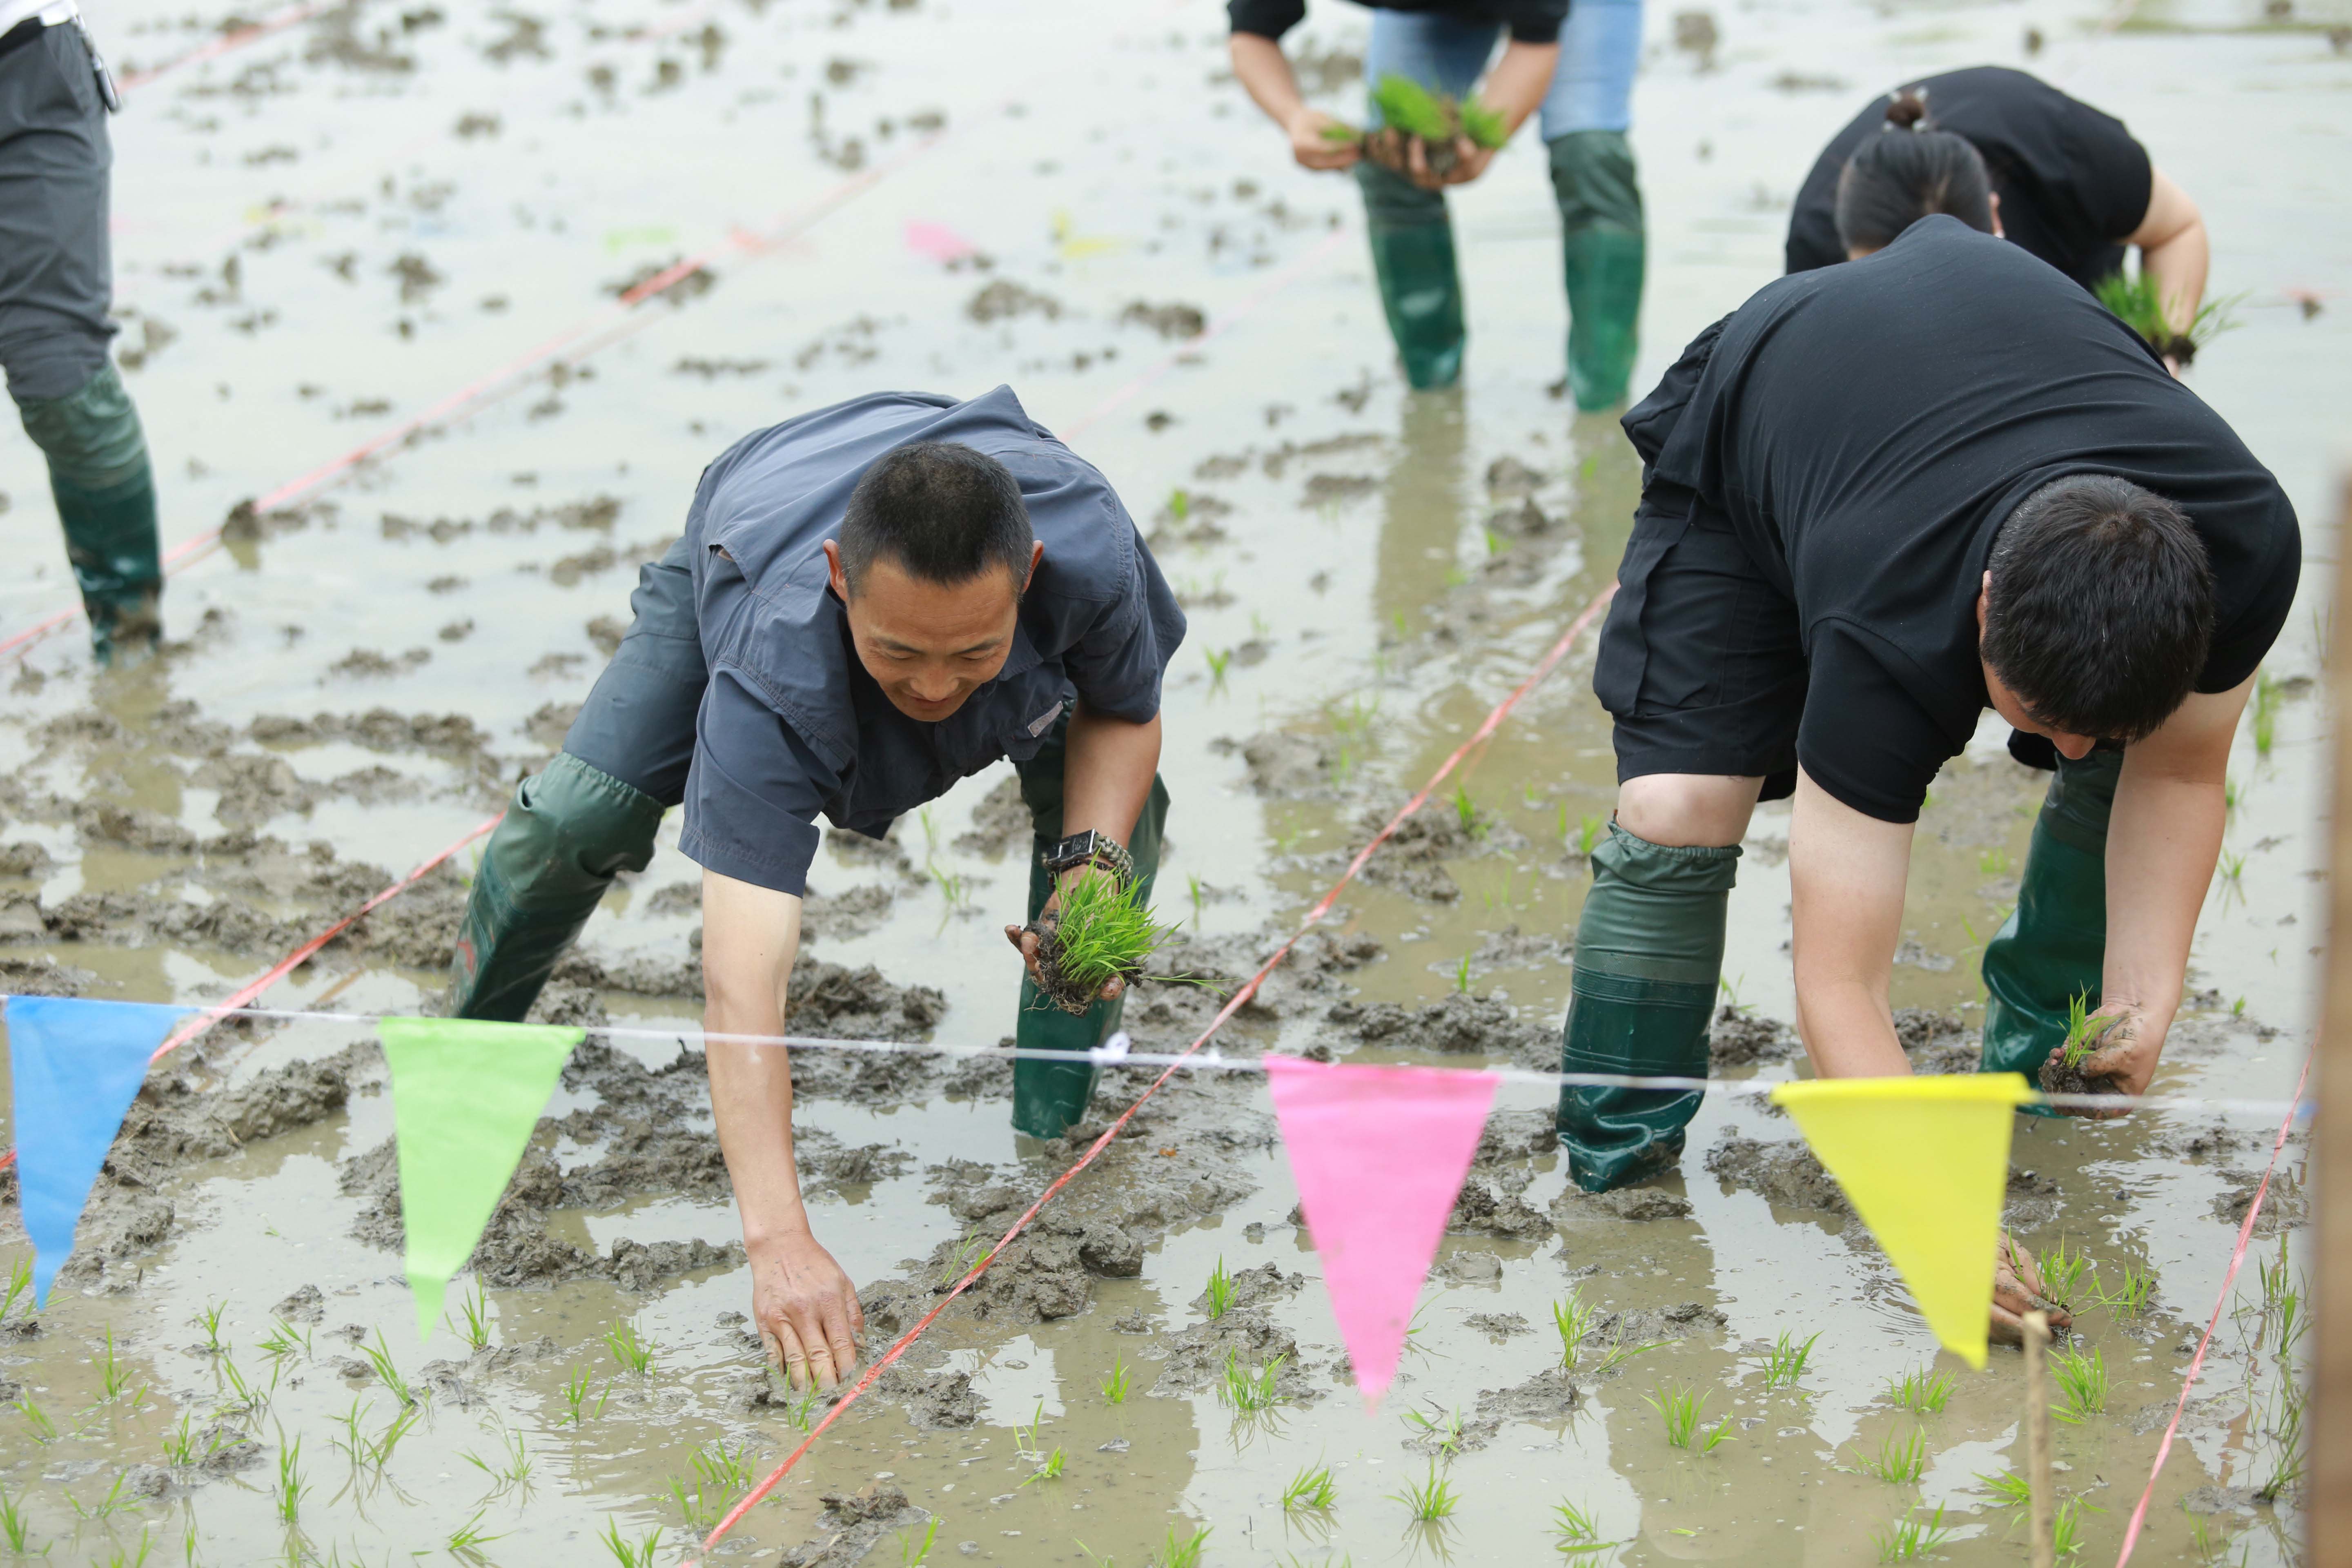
top-left (767, 1314), bottom-right (813, 1387)
top-left (1988, 1302), bottom-right (2027, 1346)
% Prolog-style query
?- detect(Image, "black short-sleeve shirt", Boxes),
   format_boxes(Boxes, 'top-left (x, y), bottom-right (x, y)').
top-left (1629, 217), bottom-right (2299, 824)
top-left (678, 388), bottom-right (1185, 896)
top-left (1229, 0), bottom-right (1569, 46)
top-left (1784, 67), bottom-right (2153, 290)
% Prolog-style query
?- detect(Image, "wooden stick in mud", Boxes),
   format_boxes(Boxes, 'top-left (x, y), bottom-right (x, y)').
top-left (2024, 1307), bottom-right (2055, 1568)
top-left (2314, 476), bottom-right (2352, 1565)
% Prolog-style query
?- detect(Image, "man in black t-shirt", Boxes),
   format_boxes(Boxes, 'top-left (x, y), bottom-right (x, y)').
top-left (1784, 68), bottom-right (2208, 356)
top-left (1559, 217), bottom-right (2297, 1340)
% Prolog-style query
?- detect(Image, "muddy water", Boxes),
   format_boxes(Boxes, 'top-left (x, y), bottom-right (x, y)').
top-left (0, 0), bottom-right (2346, 1559)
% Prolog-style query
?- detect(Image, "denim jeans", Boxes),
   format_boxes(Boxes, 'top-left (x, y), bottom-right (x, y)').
top-left (1362, 0), bottom-right (1643, 139)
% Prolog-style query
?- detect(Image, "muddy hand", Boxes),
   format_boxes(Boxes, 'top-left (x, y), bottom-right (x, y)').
top-left (1002, 921), bottom-right (1125, 1002)
top-left (2073, 1005), bottom-right (2156, 1114)
top-left (1990, 1233), bottom-right (2071, 1345)
top-left (750, 1230), bottom-right (865, 1391)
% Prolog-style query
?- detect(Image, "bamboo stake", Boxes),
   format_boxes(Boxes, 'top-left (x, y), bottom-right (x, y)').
top-left (2025, 1307), bottom-right (2055, 1568)
top-left (2313, 475), bottom-right (2352, 1568)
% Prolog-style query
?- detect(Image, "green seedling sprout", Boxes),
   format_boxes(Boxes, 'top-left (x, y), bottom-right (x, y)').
top-left (1100, 1351), bottom-right (1131, 1405)
top-left (600, 1519), bottom-right (664, 1568)
top-left (448, 1510), bottom-right (503, 1563)
top-left (2094, 271), bottom-right (2240, 365)
top-left (1977, 1468), bottom-right (2033, 1511)
top-left (1885, 1364), bottom-right (1956, 1415)
top-left (2052, 1495), bottom-right (2103, 1558)
top-left (256, 1318), bottom-right (308, 1365)
top-left (1205, 646), bottom-right (1232, 688)
top-left (1204, 1256), bottom-right (1235, 1320)
top-left (604, 1318), bottom-right (656, 1376)
top-left (1371, 73), bottom-right (1452, 140)
top-left (16, 1394), bottom-right (57, 1444)
top-left (896, 1517), bottom-right (940, 1567)
top-left (359, 1330), bottom-right (412, 1405)
top-left (1762, 1330), bottom-right (1820, 1389)
top-left (1388, 1461), bottom-right (1461, 1523)
top-left (273, 1430), bottom-right (308, 1523)
top-left (2059, 991), bottom-right (2121, 1070)
top-left (1645, 1383), bottom-right (1733, 1453)
top-left (0, 1259), bottom-right (30, 1323)
top-left (462, 1429), bottom-right (534, 1495)
top-left (194, 1299), bottom-right (226, 1355)
top-left (562, 1364), bottom-right (598, 1426)
top-left (1870, 1504), bottom-right (1954, 1562)
top-left (0, 1486), bottom-right (31, 1552)
top-left (1979, 847), bottom-right (2012, 875)
top-left (2037, 1237), bottom-right (2090, 1310)
top-left (2050, 1343), bottom-right (2108, 1423)
top-left (1281, 1462), bottom-right (1338, 1511)
top-left (1845, 1427), bottom-right (1928, 1484)
top-left (1454, 952), bottom-right (1473, 993)
top-left (1576, 814), bottom-right (1605, 857)
top-left (1151, 1524), bottom-right (1210, 1568)
top-left (67, 1472), bottom-right (134, 1521)
top-left (2252, 668), bottom-right (2281, 757)
top-left (455, 1280), bottom-right (492, 1351)
top-left (1222, 1349), bottom-right (1286, 1412)
top-left (1449, 782), bottom-right (1482, 836)
top-left (1403, 1403), bottom-right (1466, 1455)
top-left (1552, 1499), bottom-right (1618, 1558)
top-left (1036, 871), bottom-right (1197, 1012)
top-left (98, 1324), bottom-right (135, 1402)
top-left (1167, 488), bottom-right (1190, 521)
top-left (1590, 1321), bottom-right (1662, 1378)
top-left (2092, 1262), bottom-right (2156, 1316)
top-left (1552, 1291), bottom-right (1597, 1367)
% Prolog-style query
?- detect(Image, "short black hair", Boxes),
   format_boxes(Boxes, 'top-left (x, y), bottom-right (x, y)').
top-left (1982, 474), bottom-right (2214, 743)
top-left (1835, 90), bottom-right (1996, 254)
top-left (837, 441), bottom-right (1033, 596)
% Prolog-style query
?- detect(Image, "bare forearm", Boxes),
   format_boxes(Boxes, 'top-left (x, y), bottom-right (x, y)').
top-left (1060, 705), bottom-right (1160, 849)
top-left (1793, 975), bottom-right (1910, 1077)
top-left (1788, 768), bottom-right (1916, 1078)
top-left (702, 874), bottom-right (811, 1249)
top-left (1481, 40), bottom-right (1559, 137)
top-left (2141, 226), bottom-right (2208, 336)
top-left (2101, 766), bottom-right (2225, 1028)
top-left (1230, 33), bottom-right (1307, 129)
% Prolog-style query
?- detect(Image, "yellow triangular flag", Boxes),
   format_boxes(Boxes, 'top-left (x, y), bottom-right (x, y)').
top-left (1771, 1074), bottom-right (2035, 1368)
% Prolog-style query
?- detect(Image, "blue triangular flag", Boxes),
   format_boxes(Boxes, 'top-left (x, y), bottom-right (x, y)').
top-left (5, 998), bottom-right (190, 1304)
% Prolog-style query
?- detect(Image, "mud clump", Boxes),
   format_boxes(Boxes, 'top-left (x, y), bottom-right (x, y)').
top-left (965, 280), bottom-right (1061, 324)
top-left (1326, 992), bottom-right (1545, 1058)
top-left (1405, 1366), bottom-right (1584, 1455)
top-left (1706, 1134), bottom-right (1851, 1215)
top-left (870, 1364), bottom-right (983, 1429)
top-left (1709, 1005), bottom-right (1798, 1066)
top-left (1226, 731), bottom-right (1341, 798)
top-left (782, 1481), bottom-right (932, 1567)
top-left (2038, 1047), bottom-right (2128, 1106)
top-left (953, 775), bottom-right (1031, 858)
top-left (1154, 1308), bottom-right (1318, 1402)
top-left (1552, 1186), bottom-right (1693, 1222)
top-left (1450, 1174), bottom-right (1550, 1237)
top-left (1895, 1007), bottom-right (1981, 1074)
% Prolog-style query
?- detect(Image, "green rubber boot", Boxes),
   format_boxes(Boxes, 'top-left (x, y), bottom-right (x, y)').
top-left (1548, 131), bottom-right (1646, 413)
top-left (1559, 822), bottom-right (1739, 1191)
top-left (1980, 749), bottom-right (2121, 1100)
top-left (18, 364), bottom-right (162, 665)
top-left (1009, 725), bottom-right (1171, 1140)
top-left (1354, 161), bottom-right (1466, 391)
top-left (448, 752), bottom-right (666, 1022)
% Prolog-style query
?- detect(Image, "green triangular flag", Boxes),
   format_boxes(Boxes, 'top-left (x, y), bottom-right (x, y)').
top-left (379, 1018), bottom-right (583, 1341)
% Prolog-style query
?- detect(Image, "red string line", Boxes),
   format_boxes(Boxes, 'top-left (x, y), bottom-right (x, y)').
top-left (0, 811), bottom-right (501, 1175)
top-left (115, 0), bottom-right (334, 94)
top-left (681, 583), bottom-right (1620, 1563)
top-left (2111, 1051), bottom-right (2309, 1566)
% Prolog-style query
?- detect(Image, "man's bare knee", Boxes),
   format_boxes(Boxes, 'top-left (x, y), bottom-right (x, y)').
top-left (1617, 774), bottom-right (1762, 848)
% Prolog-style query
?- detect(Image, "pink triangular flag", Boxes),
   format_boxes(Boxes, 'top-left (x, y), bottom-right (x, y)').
top-left (904, 220), bottom-right (977, 264)
top-left (1265, 1055), bottom-right (1497, 1406)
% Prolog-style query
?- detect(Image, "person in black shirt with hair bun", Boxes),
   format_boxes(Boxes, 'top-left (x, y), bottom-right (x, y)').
top-left (1784, 68), bottom-right (2208, 371)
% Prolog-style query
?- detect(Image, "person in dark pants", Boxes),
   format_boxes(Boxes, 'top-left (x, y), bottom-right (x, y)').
top-left (1785, 68), bottom-right (2208, 363)
top-left (445, 388), bottom-right (1183, 1389)
top-left (0, 6), bottom-right (161, 664)
top-left (1560, 217), bottom-right (2296, 1342)
top-left (1227, 0), bottom-right (1647, 410)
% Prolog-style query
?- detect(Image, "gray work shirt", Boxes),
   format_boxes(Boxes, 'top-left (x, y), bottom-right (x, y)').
top-left (678, 386), bottom-right (1184, 897)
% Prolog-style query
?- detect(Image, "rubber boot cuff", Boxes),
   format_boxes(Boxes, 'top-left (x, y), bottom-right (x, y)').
top-left (1560, 822), bottom-right (1738, 1192)
top-left (1979, 749), bottom-right (2120, 1100)
top-left (1354, 160), bottom-right (1466, 392)
top-left (1548, 131), bottom-right (1646, 414)
top-left (20, 364), bottom-right (162, 664)
top-left (449, 753), bottom-right (666, 1022)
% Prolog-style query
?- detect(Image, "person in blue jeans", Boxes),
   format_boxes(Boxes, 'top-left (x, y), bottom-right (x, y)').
top-left (1229, 0), bottom-right (1646, 410)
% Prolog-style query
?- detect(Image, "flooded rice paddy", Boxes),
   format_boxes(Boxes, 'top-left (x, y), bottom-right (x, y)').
top-left (0, 0), bottom-right (2348, 1559)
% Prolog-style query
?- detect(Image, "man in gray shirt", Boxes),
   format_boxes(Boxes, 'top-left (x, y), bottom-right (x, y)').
top-left (446, 387), bottom-right (1184, 1390)
top-left (1, 5), bottom-right (162, 663)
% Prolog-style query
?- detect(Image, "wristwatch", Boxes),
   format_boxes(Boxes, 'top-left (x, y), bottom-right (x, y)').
top-left (1041, 830), bottom-right (1134, 889)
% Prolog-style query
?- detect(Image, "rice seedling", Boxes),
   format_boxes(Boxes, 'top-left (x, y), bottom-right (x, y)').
top-left (0, 1487), bottom-right (32, 1552)
top-left (163, 1412), bottom-right (201, 1466)
top-left (1402, 1403), bottom-right (1466, 1456)
top-left (1870, 1504), bottom-right (1954, 1562)
top-left (1222, 1350), bottom-right (1286, 1412)
top-left (1034, 871), bottom-right (1192, 1013)
top-left (895, 1517), bottom-right (940, 1566)
top-left (2219, 850), bottom-right (2246, 887)
top-left (1590, 1323), bottom-right (1662, 1378)
top-left (462, 1429), bottom-right (534, 1495)
top-left (350, 1402), bottom-right (421, 1474)
top-left (1453, 952), bottom-right (1472, 993)
top-left (1149, 1524), bottom-right (1210, 1568)
top-left (2224, 775), bottom-right (2243, 815)
top-left (1450, 783), bottom-right (1482, 837)
top-left (1205, 647), bottom-right (1232, 688)
top-left (1351, 73), bottom-right (1509, 154)
top-left (274, 1431), bottom-right (308, 1523)
top-left (561, 1363), bottom-right (599, 1426)
top-left (929, 863), bottom-right (971, 913)
top-left (455, 1281), bottom-right (492, 1352)
top-left (2036, 1237), bottom-right (2090, 1310)
top-left (105, 1531), bottom-right (154, 1568)
top-left (361, 1330), bottom-right (414, 1405)
top-left (1978, 847), bottom-right (2012, 875)
top-left (1100, 1352), bottom-right (1131, 1405)
top-left (1576, 814), bottom-right (1606, 858)
top-left (0, 1259), bottom-right (30, 1323)
top-left (668, 1470), bottom-right (722, 1530)
top-left (1203, 1256), bottom-right (1235, 1320)
top-left (1017, 1445), bottom-right (1066, 1487)
top-left (98, 1324), bottom-right (134, 1401)
top-left (194, 1300), bottom-right (226, 1355)
top-left (2095, 272), bottom-right (2240, 365)
top-left (604, 1318), bottom-right (656, 1376)
top-left (1975, 1469), bottom-right (2031, 1511)
top-left (1846, 1428), bottom-right (1928, 1484)
top-left (2257, 1372), bottom-right (2307, 1501)
top-left (1761, 1330), bottom-right (1820, 1390)
top-left (2050, 1344), bottom-right (2108, 1423)
top-left (1281, 1463), bottom-right (1338, 1511)
top-left (2252, 669), bottom-right (2282, 757)
top-left (2052, 1495), bottom-right (2103, 1558)
top-left (1387, 1461), bottom-right (1460, 1523)
top-left (68, 1472), bottom-right (135, 1520)
top-left (1552, 1291), bottom-right (1597, 1367)
top-left (1166, 488), bottom-right (1190, 521)
top-left (447, 1510), bottom-right (503, 1563)
top-left (257, 1318), bottom-right (310, 1366)
top-left (600, 1519), bottom-right (664, 1568)
top-left (1646, 1383), bottom-right (1734, 1454)
top-left (2058, 991), bottom-right (2120, 1070)
top-left (16, 1396), bottom-right (56, 1442)
top-left (2092, 1262), bottom-right (2156, 1316)
top-left (1551, 1499), bottom-right (1617, 1558)
top-left (1884, 1364), bottom-right (1956, 1416)
top-left (936, 1229), bottom-right (993, 1288)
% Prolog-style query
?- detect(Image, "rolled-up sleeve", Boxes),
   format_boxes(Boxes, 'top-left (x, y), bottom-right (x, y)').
top-left (679, 670), bottom-right (839, 895)
top-left (1229, 0), bottom-right (1305, 40)
top-left (1504, 0), bottom-right (1570, 44)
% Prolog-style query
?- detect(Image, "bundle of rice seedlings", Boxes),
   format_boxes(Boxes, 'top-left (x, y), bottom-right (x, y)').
top-left (2094, 272), bottom-right (2239, 367)
top-left (1323, 73), bottom-right (1512, 178)
top-left (1028, 872), bottom-right (1187, 1015)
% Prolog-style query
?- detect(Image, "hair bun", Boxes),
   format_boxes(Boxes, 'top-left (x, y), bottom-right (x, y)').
top-left (1883, 88), bottom-right (1931, 130)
